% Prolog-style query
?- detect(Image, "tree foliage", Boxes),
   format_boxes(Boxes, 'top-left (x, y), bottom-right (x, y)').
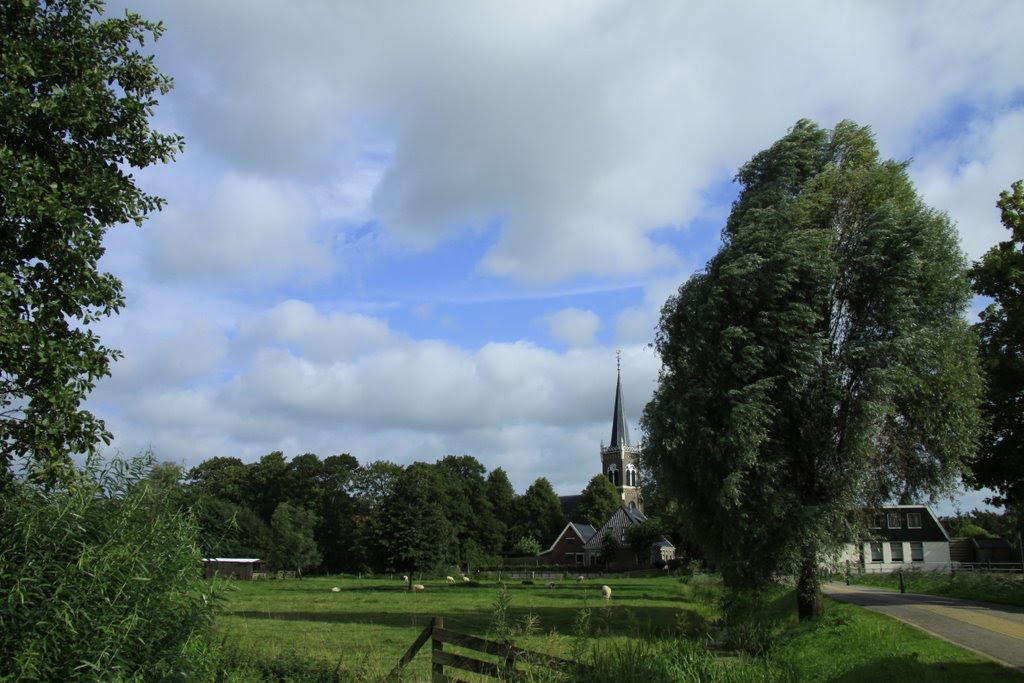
top-left (379, 463), bottom-right (455, 584)
top-left (511, 477), bottom-right (566, 548)
top-left (642, 119), bottom-right (982, 619)
top-left (268, 501), bottom-right (321, 576)
top-left (577, 474), bottom-right (621, 528)
top-left (0, 0), bottom-right (183, 488)
top-left (969, 180), bottom-right (1024, 533)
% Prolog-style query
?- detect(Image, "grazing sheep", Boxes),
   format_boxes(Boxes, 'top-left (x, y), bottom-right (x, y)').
top-left (446, 576), bottom-right (455, 584)
top-left (402, 575), bottom-right (409, 582)
top-left (546, 582), bottom-right (555, 589)
top-left (576, 575), bottom-right (585, 582)
top-left (462, 576), bottom-right (471, 583)
top-left (331, 587), bottom-right (340, 593)
top-left (412, 584), bottom-right (426, 592)
top-left (601, 585), bottom-right (612, 600)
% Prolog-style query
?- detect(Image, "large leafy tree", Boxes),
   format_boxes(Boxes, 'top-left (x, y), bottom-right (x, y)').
top-left (642, 120), bottom-right (982, 619)
top-left (969, 180), bottom-right (1024, 536)
top-left (379, 462), bottom-right (455, 589)
top-left (268, 501), bottom-right (321, 577)
top-left (577, 474), bottom-right (621, 528)
top-left (511, 477), bottom-right (566, 547)
top-left (0, 0), bottom-right (183, 488)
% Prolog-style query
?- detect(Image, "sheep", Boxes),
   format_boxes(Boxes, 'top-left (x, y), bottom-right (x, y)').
top-left (462, 576), bottom-right (471, 583)
top-left (446, 576), bottom-right (456, 584)
top-left (402, 575), bottom-right (409, 582)
top-left (546, 582), bottom-right (555, 589)
top-left (331, 587), bottom-right (340, 593)
top-left (412, 584), bottom-right (426, 592)
top-left (601, 585), bottom-right (612, 600)
top-left (576, 575), bottom-right (585, 582)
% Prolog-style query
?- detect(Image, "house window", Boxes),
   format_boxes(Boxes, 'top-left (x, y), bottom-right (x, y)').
top-left (869, 514), bottom-right (883, 529)
top-left (906, 513), bottom-right (922, 529)
top-left (575, 553), bottom-right (584, 566)
top-left (870, 543), bottom-right (883, 562)
top-left (886, 512), bottom-right (901, 529)
top-left (890, 542), bottom-right (904, 562)
top-left (910, 542), bottom-right (924, 562)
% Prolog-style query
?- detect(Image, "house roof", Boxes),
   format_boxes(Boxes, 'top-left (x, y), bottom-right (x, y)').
top-left (868, 505), bottom-right (949, 543)
top-left (203, 558), bottom-right (262, 563)
top-left (541, 521), bottom-right (598, 555)
top-left (584, 506), bottom-right (645, 550)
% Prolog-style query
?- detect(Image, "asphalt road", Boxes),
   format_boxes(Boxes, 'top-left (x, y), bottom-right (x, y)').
top-left (823, 581), bottom-right (1024, 671)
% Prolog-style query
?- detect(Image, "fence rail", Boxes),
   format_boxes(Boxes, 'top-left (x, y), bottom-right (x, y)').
top-left (386, 616), bottom-right (586, 682)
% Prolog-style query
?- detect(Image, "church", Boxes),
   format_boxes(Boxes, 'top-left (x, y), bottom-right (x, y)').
top-left (541, 357), bottom-right (676, 569)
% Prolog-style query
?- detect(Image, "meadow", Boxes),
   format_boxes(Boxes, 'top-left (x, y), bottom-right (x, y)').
top-left (214, 573), bottom-right (1023, 682)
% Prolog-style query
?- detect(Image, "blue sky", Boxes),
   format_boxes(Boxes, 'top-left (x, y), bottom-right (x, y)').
top-left (89, 0), bottom-right (1023, 516)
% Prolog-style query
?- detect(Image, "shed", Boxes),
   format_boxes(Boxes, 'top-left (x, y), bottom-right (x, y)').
top-left (203, 557), bottom-right (265, 580)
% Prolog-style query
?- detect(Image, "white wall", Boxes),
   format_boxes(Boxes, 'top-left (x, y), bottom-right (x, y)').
top-left (831, 542), bottom-right (950, 573)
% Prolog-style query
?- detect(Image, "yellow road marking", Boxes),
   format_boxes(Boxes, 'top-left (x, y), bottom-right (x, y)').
top-left (911, 604), bottom-right (1024, 641)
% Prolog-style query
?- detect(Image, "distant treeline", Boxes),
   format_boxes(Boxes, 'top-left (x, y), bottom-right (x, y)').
top-left (154, 452), bottom-right (571, 575)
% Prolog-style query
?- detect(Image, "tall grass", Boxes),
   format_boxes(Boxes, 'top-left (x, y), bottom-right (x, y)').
top-left (851, 569), bottom-right (1024, 607)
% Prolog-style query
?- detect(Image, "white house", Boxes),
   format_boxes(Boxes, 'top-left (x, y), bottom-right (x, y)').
top-left (833, 505), bottom-right (951, 573)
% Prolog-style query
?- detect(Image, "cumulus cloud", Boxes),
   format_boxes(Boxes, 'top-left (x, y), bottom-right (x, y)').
top-left (150, 174), bottom-right (327, 284)
top-left (543, 308), bottom-right (601, 347)
top-left (913, 108), bottom-right (1024, 261)
top-left (83, 1), bottom-right (1019, 511)
top-left (123, 0), bottom-right (1024, 284)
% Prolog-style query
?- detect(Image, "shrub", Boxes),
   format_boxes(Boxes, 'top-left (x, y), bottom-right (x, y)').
top-left (0, 454), bottom-right (220, 681)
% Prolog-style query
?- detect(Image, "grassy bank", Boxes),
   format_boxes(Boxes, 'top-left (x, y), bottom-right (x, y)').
top-left (849, 569), bottom-right (1024, 607)
top-left (213, 574), bottom-right (1021, 681)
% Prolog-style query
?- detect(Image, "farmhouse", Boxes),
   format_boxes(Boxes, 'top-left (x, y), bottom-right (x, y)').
top-left (583, 505), bottom-right (676, 570)
top-left (834, 505), bottom-right (951, 573)
top-left (540, 521), bottom-right (597, 567)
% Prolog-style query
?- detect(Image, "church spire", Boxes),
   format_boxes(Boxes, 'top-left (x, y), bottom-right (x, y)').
top-left (609, 350), bottom-right (630, 448)
top-left (600, 350), bottom-right (642, 512)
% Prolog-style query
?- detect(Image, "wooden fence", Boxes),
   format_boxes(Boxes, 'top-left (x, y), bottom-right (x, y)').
top-left (385, 616), bottom-right (586, 682)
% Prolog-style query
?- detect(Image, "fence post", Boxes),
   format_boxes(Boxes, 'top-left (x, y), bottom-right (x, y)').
top-left (432, 616), bottom-right (444, 682)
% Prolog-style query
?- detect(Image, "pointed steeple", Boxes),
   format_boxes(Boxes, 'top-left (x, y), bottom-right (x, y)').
top-left (609, 353), bottom-right (630, 448)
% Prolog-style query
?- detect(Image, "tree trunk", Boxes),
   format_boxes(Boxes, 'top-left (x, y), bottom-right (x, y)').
top-left (796, 556), bottom-right (824, 620)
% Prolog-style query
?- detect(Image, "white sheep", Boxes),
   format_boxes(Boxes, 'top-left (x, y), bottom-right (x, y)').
top-left (462, 576), bottom-right (471, 583)
top-left (331, 587), bottom-right (340, 593)
top-left (576, 575), bottom-right (585, 582)
top-left (412, 584), bottom-right (426, 592)
top-left (601, 585), bottom-right (612, 600)
top-left (402, 575), bottom-right (409, 582)
top-left (446, 576), bottom-right (455, 584)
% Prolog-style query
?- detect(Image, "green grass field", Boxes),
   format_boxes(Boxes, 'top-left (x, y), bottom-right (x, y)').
top-left (215, 574), bottom-right (1022, 682)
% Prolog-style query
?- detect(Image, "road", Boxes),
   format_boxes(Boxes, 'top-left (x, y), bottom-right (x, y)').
top-left (823, 581), bottom-right (1024, 671)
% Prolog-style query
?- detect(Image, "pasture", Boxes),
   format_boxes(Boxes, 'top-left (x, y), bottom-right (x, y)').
top-left (216, 574), bottom-right (708, 680)
top-left (215, 574), bottom-right (1022, 682)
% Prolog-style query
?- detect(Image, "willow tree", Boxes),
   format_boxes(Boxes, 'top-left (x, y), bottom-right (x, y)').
top-left (641, 120), bottom-right (982, 619)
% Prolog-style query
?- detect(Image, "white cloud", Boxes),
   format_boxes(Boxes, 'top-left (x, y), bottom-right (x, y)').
top-left (543, 308), bottom-right (601, 347)
top-left (125, 0), bottom-right (1024, 284)
top-left (82, 0), bottom-right (1022, 514)
top-left (150, 174), bottom-right (326, 285)
top-left (913, 108), bottom-right (1024, 261)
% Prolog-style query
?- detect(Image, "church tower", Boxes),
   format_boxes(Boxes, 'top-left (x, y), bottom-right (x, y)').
top-left (600, 353), bottom-right (642, 512)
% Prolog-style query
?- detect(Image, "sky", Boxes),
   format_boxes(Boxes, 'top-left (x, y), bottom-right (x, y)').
top-left (88, 0), bottom-right (1023, 516)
